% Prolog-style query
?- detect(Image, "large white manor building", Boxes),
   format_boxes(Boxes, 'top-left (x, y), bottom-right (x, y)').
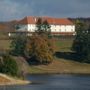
top-left (16, 16), bottom-right (75, 35)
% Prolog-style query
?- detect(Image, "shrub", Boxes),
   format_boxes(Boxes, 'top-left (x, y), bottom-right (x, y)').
top-left (1, 55), bottom-right (18, 76)
top-left (10, 34), bottom-right (27, 56)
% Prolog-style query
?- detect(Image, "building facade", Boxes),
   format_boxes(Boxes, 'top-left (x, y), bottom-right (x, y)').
top-left (16, 16), bottom-right (75, 35)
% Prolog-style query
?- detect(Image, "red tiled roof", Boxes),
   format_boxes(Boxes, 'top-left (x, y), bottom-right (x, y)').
top-left (18, 16), bottom-right (74, 25)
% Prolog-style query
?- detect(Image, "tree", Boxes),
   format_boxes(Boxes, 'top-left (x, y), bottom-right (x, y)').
top-left (84, 26), bottom-right (90, 62)
top-left (72, 20), bottom-right (90, 62)
top-left (36, 18), bottom-right (51, 37)
top-left (10, 33), bottom-right (27, 56)
top-left (72, 20), bottom-right (87, 54)
top-left (25, 34), bottom-right (54, 64)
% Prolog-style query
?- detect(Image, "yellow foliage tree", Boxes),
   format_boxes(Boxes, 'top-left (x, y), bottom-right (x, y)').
top-left (25, 34), bottom-right (54, 64)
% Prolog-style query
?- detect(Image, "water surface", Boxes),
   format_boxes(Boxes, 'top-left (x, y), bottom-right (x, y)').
top-left (0, 74), bottom-right (90, 90)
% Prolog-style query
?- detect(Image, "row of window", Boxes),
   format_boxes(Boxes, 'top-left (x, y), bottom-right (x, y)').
top-left (29, 25), bottom-right (74, 30)
top-left (28, 29), bottom-right (74, 32)
top-left (17, 25), bottom-right (75, 32)
top-left (54, 29), bottom-right (74, 32)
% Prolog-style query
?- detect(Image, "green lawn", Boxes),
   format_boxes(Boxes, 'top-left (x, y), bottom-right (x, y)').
top-left (55, 39), bottom-right (73, 52)
top-left (0, 40), bottom-right (11, 50)
top-left (0, 39), bottom-right (73, 52)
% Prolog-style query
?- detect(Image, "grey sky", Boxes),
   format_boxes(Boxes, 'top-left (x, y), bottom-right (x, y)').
top-left (0, 0), bottom-right (90, 21)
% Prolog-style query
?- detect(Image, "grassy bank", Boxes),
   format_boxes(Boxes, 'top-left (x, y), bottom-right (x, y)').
top-left (29, 59), bottom-right (90, 74)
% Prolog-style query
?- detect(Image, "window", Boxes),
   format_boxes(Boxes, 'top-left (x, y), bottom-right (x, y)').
top-left (65, 29), bottom-right (66, 32)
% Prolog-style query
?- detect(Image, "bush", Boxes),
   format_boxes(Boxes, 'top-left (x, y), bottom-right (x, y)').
top-left (10, 34), bottom-right (27, 56)
top-left (25, 34), bottom-right (54, 64)
top-left (0, 55), bottom-right (18, 76)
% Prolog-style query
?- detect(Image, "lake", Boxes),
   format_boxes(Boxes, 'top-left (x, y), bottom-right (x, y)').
top-left (0, 74), bottom-right (90, 90)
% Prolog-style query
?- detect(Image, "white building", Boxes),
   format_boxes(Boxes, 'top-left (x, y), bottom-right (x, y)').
top-left (17, 16), bottom-right (75, 35)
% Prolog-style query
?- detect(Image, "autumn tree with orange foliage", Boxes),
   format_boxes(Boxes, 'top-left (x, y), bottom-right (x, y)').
top-left (25, 34), bottom-right (54, 64)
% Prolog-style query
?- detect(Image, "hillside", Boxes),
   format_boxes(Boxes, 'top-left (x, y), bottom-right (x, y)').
top-left (29, 58), bottom-right (90, 74)
top-left (0, 21), bottom-right (17, 33)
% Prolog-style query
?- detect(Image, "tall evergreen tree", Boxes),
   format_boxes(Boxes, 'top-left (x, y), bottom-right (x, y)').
top-left (72, 20), bottom-right (87, 54)
top-left (35, 18), bottom-right (51, 37)
top-left (84, 26), bottom-right (90, 62)
top-left (72, 20), bottom-right (90, 63)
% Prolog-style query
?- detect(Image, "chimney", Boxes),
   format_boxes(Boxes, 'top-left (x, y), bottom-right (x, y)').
top-left (35, 17), bottom-right (37, 22)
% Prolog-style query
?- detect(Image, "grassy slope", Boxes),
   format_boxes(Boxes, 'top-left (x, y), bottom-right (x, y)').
top-left (29, 59), bottom-right (90, 74)
top-left (29, 39), bottom-right (90, 74)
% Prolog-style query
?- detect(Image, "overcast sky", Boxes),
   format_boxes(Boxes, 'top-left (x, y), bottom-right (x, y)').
top-left (0, 0), bottom-right (90, 21)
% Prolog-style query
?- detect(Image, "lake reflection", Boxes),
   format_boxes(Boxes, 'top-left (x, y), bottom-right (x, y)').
top-left (0, 74), bottom-right (90, 90)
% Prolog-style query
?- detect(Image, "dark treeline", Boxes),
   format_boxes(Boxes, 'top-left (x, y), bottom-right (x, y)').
top-left (72, 19), bottom-right (90, 63)
top-left (69, 17), bottom-right (90, 26)
top-left (0, 20), bottom-right (17, 33)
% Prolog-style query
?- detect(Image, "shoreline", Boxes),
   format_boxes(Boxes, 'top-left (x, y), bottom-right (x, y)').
top-left (0, 73), bottom-right (31, 86)
top-left (28, 72), bottom-right (90, 76)
top-left (0, 72), bottom-right (90, 86)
